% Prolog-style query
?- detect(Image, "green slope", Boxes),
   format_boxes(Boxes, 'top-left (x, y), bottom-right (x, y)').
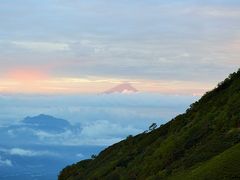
top-left (169, 142), bottom-right (240, 180)
top-left (59, 69), bottom-right (240, 180)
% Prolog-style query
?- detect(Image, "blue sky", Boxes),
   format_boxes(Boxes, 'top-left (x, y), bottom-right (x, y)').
top-left (0, 0), bottom-right (239, 94)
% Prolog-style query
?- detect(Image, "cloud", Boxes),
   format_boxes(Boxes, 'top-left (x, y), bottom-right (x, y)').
top-left (0, 0), bottom-right (238, 87)
top-left (182, 6), bottom-right (240, 18)
top-left (11, 41), bottom-right (70, 52)
top-left (80, 120), bottom-right (141, 138)
top-left (0, 93), bottom-right (196, 128)
top-left (76, 153), bottom-right (84, 158)
top-left (0, 93), bottom-right (198, 146)
top-left (9, 148), bottom-right (57, 157)
top-left (31, 125), bottom-right (133, 146)
top-left (0, 156), bottom-right (12, 167)
top-left (0, 148), bottom-right (58, 157)
top-left (16, 118), bottom-right (143, 146)
top-left (5, 68), bottom-right (48, 83)
top-left (0, 94), bottom-right (195, 143)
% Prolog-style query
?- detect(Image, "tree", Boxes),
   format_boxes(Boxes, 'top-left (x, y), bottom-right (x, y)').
top-left (149, 123), bottom-right (157, 131)
top-left (127, 135), bottom-right (133, 140)
top-left (91, 154), bottom-right (97, 159)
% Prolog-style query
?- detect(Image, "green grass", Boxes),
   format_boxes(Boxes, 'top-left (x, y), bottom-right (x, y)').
top-left (169, 143), bottom-right (240, 180)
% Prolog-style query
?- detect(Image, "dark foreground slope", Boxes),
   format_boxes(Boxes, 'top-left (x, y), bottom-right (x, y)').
top-left (59, 69), bottom-right (240, 180)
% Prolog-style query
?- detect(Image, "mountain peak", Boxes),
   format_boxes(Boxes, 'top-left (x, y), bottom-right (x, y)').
top-left (104, 83), bottom-right (138, 94)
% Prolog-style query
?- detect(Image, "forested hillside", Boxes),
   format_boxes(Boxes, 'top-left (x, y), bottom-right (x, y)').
top-left (59, 69), bottom-right (240, 180)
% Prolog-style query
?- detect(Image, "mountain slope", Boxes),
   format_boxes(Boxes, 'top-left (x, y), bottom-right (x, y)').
top-left (59, 69), bottom-right (240, 180)
top-left (169, 142), bottom-right (240, 180)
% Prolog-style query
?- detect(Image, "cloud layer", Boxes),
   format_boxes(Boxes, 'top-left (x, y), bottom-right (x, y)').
top-left (0, 93), bottom-right (197, 146)
top-left (0, 156), bottom-right (12, 167)
top-left (0, 148), bottom-right (58, 157)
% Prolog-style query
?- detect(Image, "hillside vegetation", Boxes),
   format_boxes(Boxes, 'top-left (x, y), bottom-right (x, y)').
top-left (59, 69), bottom-right (240, 180)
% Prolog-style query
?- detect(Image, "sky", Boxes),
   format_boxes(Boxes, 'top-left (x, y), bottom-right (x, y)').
top-left (0, 0), bottom-right (240, 94)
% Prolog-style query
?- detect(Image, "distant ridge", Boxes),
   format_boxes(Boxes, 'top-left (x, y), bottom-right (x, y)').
top-left (23, 114), bottom-right (71, 132)
top-left (104, 83), bottom-right (138, 94)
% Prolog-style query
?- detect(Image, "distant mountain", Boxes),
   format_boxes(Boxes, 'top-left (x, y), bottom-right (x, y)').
top-left (0, 114), bottom-right (102, 180)
top-left (0, 114), bottom-right (74, 145)
top-left (23, 114), bottom-right (71, 132)
top-left (59, 69), bottom-right (240, 180)
top-left (104, 83), bottom-right (138, 94)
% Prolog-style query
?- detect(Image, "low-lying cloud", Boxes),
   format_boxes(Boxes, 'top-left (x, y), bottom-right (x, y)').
top-left (0, 156), bottom-right (12, 167)
top-left (29, 120), bottom-right (140, 146)
top-left (0, 148), bottom-right (58, 157)
top-left (0, 93), bottom-right (197, 146)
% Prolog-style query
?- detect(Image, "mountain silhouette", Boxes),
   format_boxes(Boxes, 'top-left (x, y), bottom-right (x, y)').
top-left (104, 83), bottom-right (138, 94)
top-left (23, 114), bottom-right (71, 132)
top-left (0, 114), bottom-right (73, 145)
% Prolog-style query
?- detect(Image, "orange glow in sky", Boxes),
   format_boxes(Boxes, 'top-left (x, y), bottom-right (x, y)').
top-left (0, 69), bottom-right (215, 95)
top-left (6, 69), bottom-right (48, 83)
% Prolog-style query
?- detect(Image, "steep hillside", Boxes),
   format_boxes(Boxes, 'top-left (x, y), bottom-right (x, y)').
top-left (59, 69), bottom-right (240, 180)
top-left (169, 143), bottom-right (240, 180)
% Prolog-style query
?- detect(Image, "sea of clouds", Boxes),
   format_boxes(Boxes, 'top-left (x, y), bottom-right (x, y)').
top-left (0, 93), bottom-right (199, 179)
top-left (0, 93), bottom-right (198, 146)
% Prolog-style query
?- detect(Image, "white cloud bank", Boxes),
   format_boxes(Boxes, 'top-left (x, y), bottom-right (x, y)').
top-left (0, 93), bottom-right (198, 146)
top-left (31, 120), bottom-right (141, 146)
top-left (9, 148), bottom-right (58, 157)
top-left (0, 148), bottom-right (58, 157)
